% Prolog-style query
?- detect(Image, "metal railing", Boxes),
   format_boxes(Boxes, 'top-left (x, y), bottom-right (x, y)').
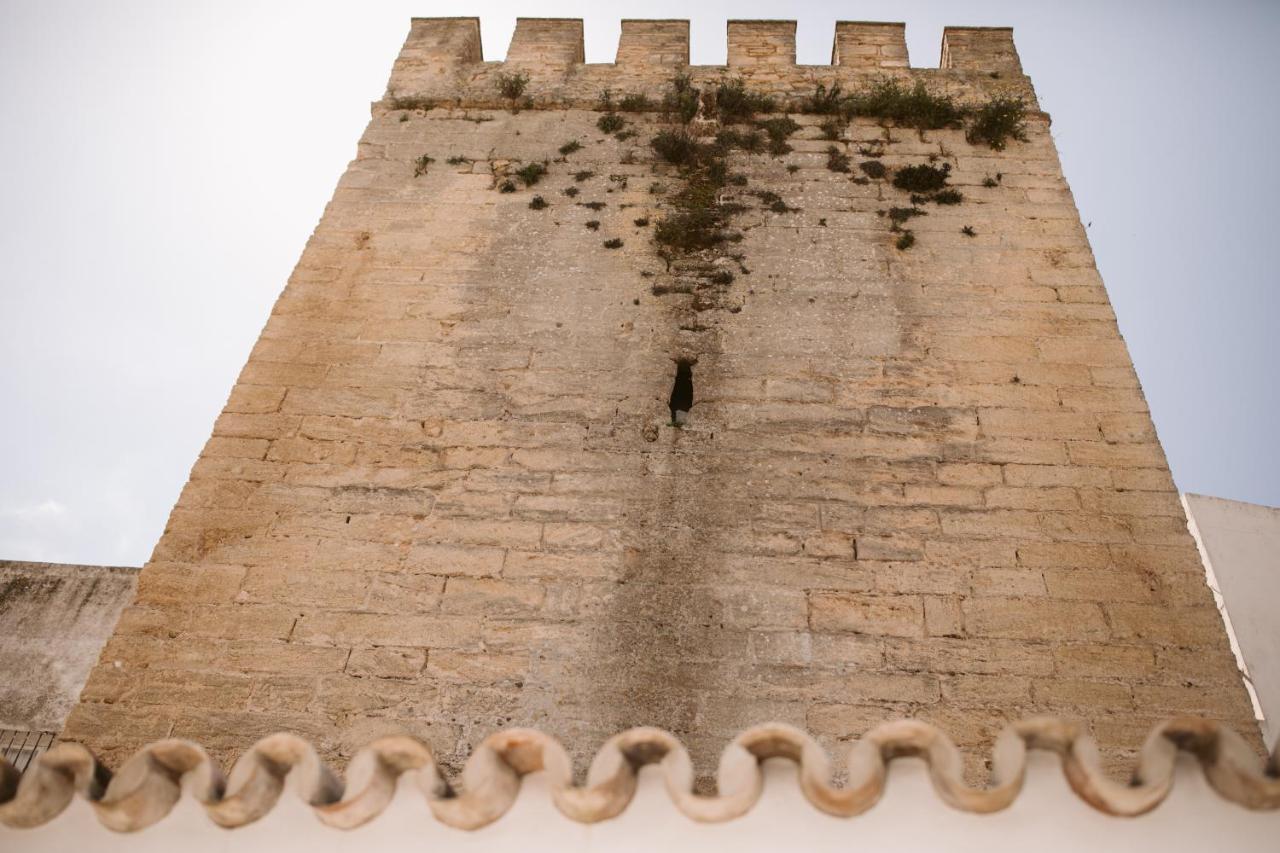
top-left (1, 729), bottom-right (56, 774)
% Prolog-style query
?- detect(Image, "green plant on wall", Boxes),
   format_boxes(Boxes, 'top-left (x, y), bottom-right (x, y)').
top-left (496, 71), bottom-right (529, 101)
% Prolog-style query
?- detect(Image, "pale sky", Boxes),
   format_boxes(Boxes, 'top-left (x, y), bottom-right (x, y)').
top-left (2, 0), bottom-right (1277, 567)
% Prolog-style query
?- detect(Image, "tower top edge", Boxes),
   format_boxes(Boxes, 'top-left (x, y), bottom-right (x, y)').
top-left (393, 17), bottom-right (1024, 75)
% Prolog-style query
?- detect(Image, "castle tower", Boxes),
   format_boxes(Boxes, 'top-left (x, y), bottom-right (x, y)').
top-left (62, 18), bottom-right (1260, 779)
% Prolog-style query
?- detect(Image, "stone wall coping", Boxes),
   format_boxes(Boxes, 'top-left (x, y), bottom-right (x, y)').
top-left (0, 560), bottom-right (139, 576)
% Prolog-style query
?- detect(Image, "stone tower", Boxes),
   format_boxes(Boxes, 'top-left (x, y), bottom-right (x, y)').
top-left (63, 18), bottom-right (1260, 779)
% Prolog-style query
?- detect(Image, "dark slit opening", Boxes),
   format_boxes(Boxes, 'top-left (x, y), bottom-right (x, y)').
top-left (669, 360), bottom-right (693, 425)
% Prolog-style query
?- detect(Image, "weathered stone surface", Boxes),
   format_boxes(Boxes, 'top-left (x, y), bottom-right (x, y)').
top-left (0, 562), bottom-right (138, 732)
top-left (58, 18), bottom-right (1260, 776)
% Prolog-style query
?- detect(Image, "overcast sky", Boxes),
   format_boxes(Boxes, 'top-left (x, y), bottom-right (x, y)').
top-left (2, 0), bottom-right (1277, 567)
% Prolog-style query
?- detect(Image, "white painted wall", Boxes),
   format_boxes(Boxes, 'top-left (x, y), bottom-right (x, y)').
top-left (1184, 493), bottom-right (1280, 748)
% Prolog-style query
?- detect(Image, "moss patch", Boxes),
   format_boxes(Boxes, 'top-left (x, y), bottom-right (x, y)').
top-left (598, 113), bottom-right (626, 133)
top-left (756, 116), bottom-right (800, 156)
top-left (892, 163), bottom-right (950, 193)
top-left (619, 93), bottom-right (653, 112)
top-left (826, 146), bottom-right (852, 173)
top-left (712, 78), bottom-right (776, 122)
top-left (859, 160), bottom-right (886, 180)
top-left (967, 97), bottom-right (1029, 150)
top-left (515, 162), bottom-right (548, 187)
top-left (654, 209), bottom-right (726, 251)
top-left (716, 128), bottom-right (766, 154)
top-left (496, 72), bottom-right (529, 101)
top-left (651, 129), bottom-right (708, 168)
top-left (663, 74), bottom-right (700, 124)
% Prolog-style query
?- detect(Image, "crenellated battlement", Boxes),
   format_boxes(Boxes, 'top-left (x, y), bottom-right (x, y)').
top-left (505, 17), bottom-right (585, 67)
top-left (726, 20), bottom-right (796, 67)
top-left (832, 22), bottom-right (909, 69)
top-left (941, 26), bottom-right (1023, 74)
top-left (384, 17), bottom-right (1035, 110)
top-left (386, 17), bottom-right (483, 88)
top-left (616, 20), bottom-right (690, 67)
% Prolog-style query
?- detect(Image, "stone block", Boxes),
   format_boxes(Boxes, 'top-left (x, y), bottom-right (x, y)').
top-left (347, 646), bottom-right (426, 679)
top-left (808, 592), bottom-right (924, 638)
top-left (962, 598), bottom-right (1108, 641)
top-left (1053, 644), bottom-right (1154, 679)
top-left (293, 612), bottom-right (479, 648)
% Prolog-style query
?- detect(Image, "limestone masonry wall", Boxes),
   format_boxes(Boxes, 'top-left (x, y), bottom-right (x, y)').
top-left (62, 18), bottom-right (1260, 781)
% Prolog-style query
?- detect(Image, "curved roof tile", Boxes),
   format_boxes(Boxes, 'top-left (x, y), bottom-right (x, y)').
top-left (1, 717), bottom-right (1277, 831)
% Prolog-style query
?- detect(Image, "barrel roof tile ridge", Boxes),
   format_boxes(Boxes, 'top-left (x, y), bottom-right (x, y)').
top-left (1, 717), bottom-right (1277, 832)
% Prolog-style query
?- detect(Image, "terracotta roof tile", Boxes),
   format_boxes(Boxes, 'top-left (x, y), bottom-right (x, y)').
top-left (1, 717), bottom-right (1277, 831)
